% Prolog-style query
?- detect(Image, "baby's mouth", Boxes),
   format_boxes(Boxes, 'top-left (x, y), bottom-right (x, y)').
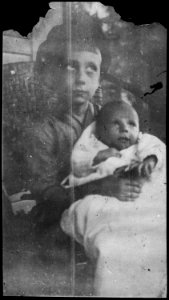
top-left (118, 137), bottom-right (130, 147)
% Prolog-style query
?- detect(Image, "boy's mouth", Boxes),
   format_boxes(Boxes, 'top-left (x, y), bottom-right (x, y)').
top-left (73, 90), bottom-right (88, 97)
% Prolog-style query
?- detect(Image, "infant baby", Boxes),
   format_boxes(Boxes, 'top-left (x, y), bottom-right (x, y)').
top-left (61, 100), bottom-right (166, 298)
top-left (62, 100), bottom-right (165, 188)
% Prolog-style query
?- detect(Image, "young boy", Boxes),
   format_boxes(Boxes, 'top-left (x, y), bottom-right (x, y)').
top-left (27, 23), bottom-right (142, 225)
top-left (61, 100), bottom-right (166, 297)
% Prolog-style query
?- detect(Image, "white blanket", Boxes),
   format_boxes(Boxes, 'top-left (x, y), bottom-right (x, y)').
top-left (61, 121), bottom-right (166, 296)
top-left (61, 176), bottom-right (166, 297)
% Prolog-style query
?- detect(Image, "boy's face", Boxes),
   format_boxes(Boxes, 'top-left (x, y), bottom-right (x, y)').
top-left (42, 48), bottom-right (101, 107)
top-left (101, 106), bottom-right (139, 150)
top-left (61, 49), bottom-right (101, 106)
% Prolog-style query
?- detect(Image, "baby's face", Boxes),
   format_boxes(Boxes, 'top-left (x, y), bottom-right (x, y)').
top-left (102, 106), bottom-right (139, 150)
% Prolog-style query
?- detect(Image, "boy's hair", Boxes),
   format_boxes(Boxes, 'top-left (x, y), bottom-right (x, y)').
top-left (34, 12), bottom-right (110, 76)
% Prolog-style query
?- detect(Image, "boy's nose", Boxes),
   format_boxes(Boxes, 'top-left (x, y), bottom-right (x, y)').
top-left (76, 68), bottom-right (87, 85)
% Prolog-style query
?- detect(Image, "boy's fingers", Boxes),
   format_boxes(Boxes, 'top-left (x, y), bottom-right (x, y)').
top-left (123, 183), bottom-right (142, 194)
top-left (126, 192), bottom-right (140, 200)
top-left (125, 180), bottom-right (142, 188)
top-left (131, 186), bottom-right (142, 193)
top-left (120, 194), bottom-right (137, 201)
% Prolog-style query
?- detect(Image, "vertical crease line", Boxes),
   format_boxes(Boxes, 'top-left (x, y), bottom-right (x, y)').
top-left (66, 2), bottom-right (75, 296)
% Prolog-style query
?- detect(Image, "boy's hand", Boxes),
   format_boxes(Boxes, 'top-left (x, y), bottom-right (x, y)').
top-left (137, 155), bottom-right (157, 178)
top-left (75, 175), bottom-right (143, 202)
top-left (99, 175), bottom-right (143, 201)
top-left (93, 148), bottom-right (121, 166)
top-left (115, 177), bottom-right (143, 202)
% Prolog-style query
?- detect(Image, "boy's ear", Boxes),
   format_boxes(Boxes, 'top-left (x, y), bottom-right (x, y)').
top-left (100, 69), bottom-right (105, 81)
top-left (93, 85), bottom-right (103, 106)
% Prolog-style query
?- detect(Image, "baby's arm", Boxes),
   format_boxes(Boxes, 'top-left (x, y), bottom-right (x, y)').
top-left (133, 133), bottom-right (165, 179)
top-left (113, 155), bottom-right (158, 180)
top-left (115, 133), bottom-right (166, 180)
top-left (137, 155), bottom-right (158, 178)
top-left (92, 148), bottom-right (121, 166)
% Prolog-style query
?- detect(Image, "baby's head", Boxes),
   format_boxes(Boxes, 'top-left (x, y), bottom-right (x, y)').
top-left (96, 101), bottom-right (140, 150)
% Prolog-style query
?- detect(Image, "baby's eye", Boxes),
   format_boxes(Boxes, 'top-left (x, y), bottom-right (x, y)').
top-left (129, 121), bottom-right (136, 126)
top-left (112, 121), bottom-right (120, 126)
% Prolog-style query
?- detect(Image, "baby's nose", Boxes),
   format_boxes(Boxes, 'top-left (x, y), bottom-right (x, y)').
top-left (121, 122), bottom-right (129, 132)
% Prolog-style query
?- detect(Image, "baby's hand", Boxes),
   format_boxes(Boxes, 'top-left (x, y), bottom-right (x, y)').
top-left (93, 148), bottom-right (121, 166)
top-left (137, 155), bottom-right (157, 178)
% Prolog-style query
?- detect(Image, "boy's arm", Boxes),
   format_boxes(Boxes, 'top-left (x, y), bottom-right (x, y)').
top-left (74, 174), bottom-right (143, 202)
top-left (71, 124), bottom-right (101, 177)
top-left (25, 120), bottom-right (74, 226)
top-left (26, 120), bottom-right (71, 203)
top-left (72, 145), bottom-right (96, 177)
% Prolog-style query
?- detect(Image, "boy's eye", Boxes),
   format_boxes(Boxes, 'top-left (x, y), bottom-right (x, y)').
top-left (66, 64), bottom-right (76, 71)
top-left (86, 68), bottom-right (95, 76)
top-left (59, 60), bottom-right (77, 71)
top-left (66, 60), bottom-right (79, 71)
top-left (55, 56), bottom-right (66, 69)
top-left (57, 63), bottom-right (63, 69)
top-left (86, 63), bottom-right (98, 73)
top-left (86, 67), bottom-right (93, 73)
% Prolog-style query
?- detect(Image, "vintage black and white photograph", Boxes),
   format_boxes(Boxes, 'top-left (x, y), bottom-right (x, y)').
top-left (2, 1), bottom-right (166, 297)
